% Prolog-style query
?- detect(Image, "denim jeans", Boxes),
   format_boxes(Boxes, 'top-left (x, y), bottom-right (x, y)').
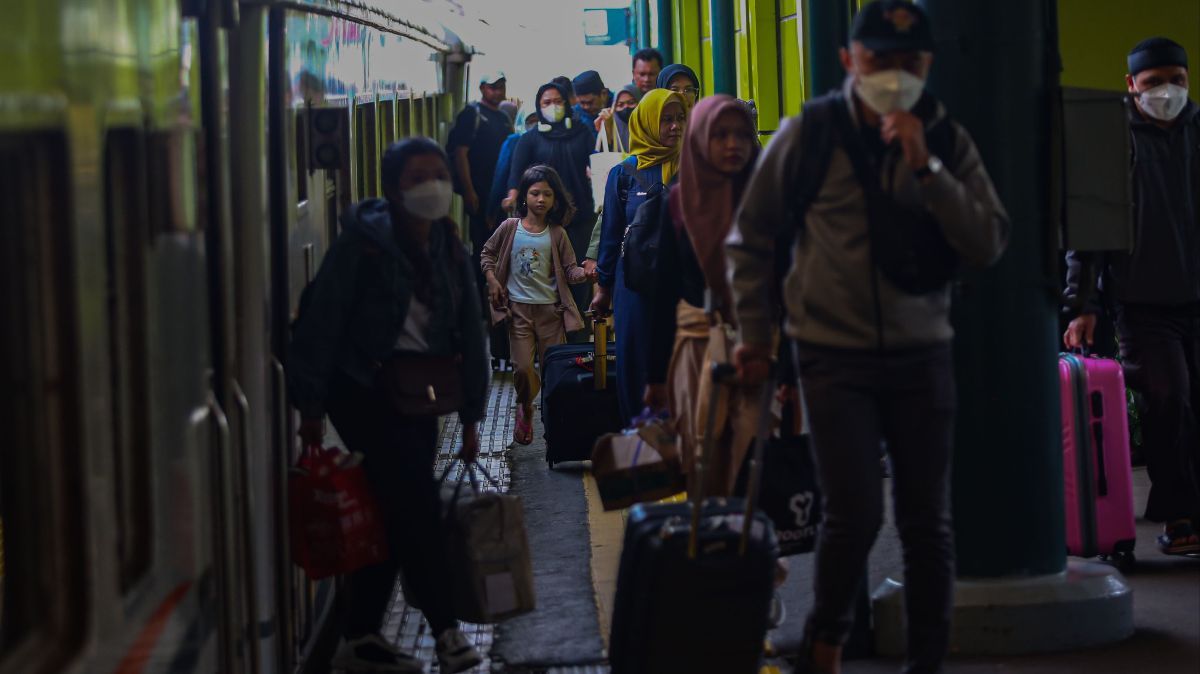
top-left (793, 341), bottom-right (956, 674)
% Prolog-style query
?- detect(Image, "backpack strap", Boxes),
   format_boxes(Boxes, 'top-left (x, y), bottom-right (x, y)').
top-left (792, 93), bottom-right (840, 229)
top-left (617, 159), bottom-right (654, 204)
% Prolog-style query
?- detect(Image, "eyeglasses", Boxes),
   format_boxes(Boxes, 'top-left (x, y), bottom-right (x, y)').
top-left (669, 86), bottom-right (699, 99)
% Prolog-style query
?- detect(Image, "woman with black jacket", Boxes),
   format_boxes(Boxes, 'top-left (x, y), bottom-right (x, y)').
top-left (288, 137), bottom-right (489, 674)
top-left (504, 81), bottom-right (597, 322)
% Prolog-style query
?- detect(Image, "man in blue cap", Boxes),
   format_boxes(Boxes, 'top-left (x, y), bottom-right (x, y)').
top-left (728, 2), bottom-right (1009, 672)
top-left (447, 70), bottom-right (514, 300)
top-left (1065, 37), bottom-right (1199, 557)
top-left (572, 69), bottom-right (611, 136)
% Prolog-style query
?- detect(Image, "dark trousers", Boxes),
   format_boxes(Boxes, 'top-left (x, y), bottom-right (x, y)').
top-left (326, 374), bottom-right (456, 637)
top-left (794, 342), bottom-right (956, 674)
top-left (1115, 302), bottom-right (1200, 523)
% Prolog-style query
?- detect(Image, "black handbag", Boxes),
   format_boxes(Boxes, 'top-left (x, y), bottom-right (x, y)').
top-left (379, 352), bottom-right (463, 417)
top-left (833, 96), bottom-right (960, 295)
top-left (733, 399), bottom-right (823, 557)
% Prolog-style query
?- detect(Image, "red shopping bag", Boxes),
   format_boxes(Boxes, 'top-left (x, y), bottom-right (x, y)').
top-left (289, 443), bottom-right (389, 579)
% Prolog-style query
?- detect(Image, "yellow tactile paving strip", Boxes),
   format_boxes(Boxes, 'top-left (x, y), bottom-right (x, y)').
top-left (582, 473), bottom-right (626, 652)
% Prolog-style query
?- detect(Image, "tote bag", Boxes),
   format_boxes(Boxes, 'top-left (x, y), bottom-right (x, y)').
top-left (589, 105), bottom-right (628, 213)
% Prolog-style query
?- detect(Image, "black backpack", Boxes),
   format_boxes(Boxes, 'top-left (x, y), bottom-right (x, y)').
top-left (791, 92), bottom-right (961, 295)
top-left (617, 162), bottom-right (668, 293)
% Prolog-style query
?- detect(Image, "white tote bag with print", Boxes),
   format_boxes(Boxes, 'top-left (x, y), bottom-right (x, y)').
top-left (589, 107), bottom-right (628, 213)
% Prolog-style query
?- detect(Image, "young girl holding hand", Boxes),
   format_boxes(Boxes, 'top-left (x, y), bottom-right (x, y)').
top-left (481, 164), bottom-right (588, 444)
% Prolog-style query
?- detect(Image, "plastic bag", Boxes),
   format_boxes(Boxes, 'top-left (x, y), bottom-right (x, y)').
top-left (289, 444), bottom-right (389, 579)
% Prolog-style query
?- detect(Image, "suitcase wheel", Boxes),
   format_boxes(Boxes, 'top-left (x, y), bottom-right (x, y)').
top-left (1101, 550), bottom-right (1136, 573)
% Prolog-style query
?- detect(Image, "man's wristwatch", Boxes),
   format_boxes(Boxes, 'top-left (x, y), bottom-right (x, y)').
top-left (914, 155), bottom-right (944, 181)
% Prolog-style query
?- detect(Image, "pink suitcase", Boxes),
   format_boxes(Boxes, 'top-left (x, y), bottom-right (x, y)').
top-left (1059, 353), bottom-right (1137, 568)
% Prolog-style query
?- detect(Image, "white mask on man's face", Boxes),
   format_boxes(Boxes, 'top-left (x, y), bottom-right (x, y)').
top-left (854, 69), bottom-right (925, 116)
top-left (1138, 83), bottom-right (1189, 122)
top-left (401, 180), bottom-right (453, 220)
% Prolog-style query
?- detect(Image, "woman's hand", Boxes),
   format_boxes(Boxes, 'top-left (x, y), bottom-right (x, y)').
top-left (594, 109), bottom-right (612, 132)
top-left (583, 259), bottom-right (599, 282)
top-left (459, 422), bottom-right (481, 463)
top-left (589, 285), bottom-right (612, 316)
top-left (487, 276), bottom-right (508, 309)
top-left (643, 383), bottom-right (669, 414)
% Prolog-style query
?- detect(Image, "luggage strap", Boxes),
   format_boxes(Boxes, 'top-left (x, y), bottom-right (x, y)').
top-left (690, 362), bottom-right (775, 559)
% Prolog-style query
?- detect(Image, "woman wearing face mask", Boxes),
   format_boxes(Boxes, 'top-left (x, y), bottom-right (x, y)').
top-left (504, 82), bottom-right (597, 322)
top-left (657, 63), bottom-right (701, 112)
top-left (590, 89), bottom-right (687, 423)
top-left (287, 137), bottom-right (488, 674)
top-left (643, 94), bottom-right (760, 495)
top-left (593, 83), bottom-right (641, 153)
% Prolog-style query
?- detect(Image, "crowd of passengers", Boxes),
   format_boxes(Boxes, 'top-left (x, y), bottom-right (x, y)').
top-left (286, 2), bottom-right (1199, 672)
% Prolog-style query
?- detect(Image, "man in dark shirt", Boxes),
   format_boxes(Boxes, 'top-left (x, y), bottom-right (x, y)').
top-left (448, 71), bottom-right (514, 296)
top-left (1064, 37), bottom-right (1200, 556)
top-left (630, 48), bottom-right (663, 100)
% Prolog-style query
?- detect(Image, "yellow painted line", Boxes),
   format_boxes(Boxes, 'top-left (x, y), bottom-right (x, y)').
top-left (583, 471), bottom-right (626, 652)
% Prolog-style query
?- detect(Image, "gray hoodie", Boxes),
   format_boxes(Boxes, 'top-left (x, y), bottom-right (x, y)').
top-left (727, 78), bottom-right (1010, 351)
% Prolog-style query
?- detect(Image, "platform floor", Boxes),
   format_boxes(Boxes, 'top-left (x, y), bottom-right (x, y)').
top-left (374, 373), bottom-right (1199, 674)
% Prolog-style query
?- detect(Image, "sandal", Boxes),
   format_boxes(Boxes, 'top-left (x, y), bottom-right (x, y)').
top-left (513, 405), bottom-right (534, 445)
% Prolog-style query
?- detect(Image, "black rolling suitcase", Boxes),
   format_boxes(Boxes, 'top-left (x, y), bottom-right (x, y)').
top-left (540, 317), bottom-right (621, 467)
top-left (609, 364), bottom-right (779, 674)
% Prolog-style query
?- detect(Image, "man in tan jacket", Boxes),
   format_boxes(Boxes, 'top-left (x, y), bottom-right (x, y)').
top-left (726, 3), bottom-right (1009, 673)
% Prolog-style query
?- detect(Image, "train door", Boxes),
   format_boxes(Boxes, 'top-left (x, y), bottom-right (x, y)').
top-left (0, 132), bottom-right (88, 674)
top-left (194, 0), bottom-right (256, 671)
top-left (227, 3), bottom-right (277, 671)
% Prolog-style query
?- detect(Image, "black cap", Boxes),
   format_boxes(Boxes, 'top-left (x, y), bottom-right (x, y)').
top-left (572, 70), bottom-right (605, 96)
top-left (850, 1), bottom-right (935, 54)
top-left (1128, 37), bottom-right (1188, 76)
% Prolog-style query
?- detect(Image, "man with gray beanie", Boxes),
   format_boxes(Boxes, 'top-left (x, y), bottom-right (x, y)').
top-left (1064, 37), bottom-right (1200, 557)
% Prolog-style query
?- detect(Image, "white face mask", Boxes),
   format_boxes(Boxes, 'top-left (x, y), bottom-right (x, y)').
top-left (541, 103), bottom-right (565, 124)
top-left (1138, 83), bottom-right (1189, 122)
top-left (855, 69), bottom-right (926, 116)
top-left (401, 180), bottom-right (453, 220)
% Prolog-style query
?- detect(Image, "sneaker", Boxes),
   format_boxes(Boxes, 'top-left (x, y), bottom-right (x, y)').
top-left (1158, 520), bottom-right (1200, 556)
top-left (435, 627), bottom-right (482, 673)
top-left (332, 634), bottom-right (423, 672)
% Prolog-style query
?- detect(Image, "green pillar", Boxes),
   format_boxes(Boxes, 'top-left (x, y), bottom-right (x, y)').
top-left (656, 0), bottom-right (674, 65)
top-left (805, 0), bottom-right (850, 98)
top-left (918, 0), bottom-right (1065, 578)
top-left (636, 0), bottom-right (652, 51)
top-left (709, 0), bottom-right (736, 95)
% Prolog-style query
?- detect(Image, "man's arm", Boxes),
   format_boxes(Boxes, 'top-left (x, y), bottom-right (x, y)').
top-left (455, 145), bottom-right (478, 214)
top-left (920, 125), bottom-right (1010, 268)
top-left (727, 116), bottom-right (803, 349)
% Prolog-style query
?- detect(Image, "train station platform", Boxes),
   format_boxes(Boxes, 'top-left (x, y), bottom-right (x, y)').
top-left (364, 373), bottom-right (1199, 674)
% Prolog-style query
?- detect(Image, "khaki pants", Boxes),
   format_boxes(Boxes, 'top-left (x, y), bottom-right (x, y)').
top-left (509, 302), bottom-right (567, 408)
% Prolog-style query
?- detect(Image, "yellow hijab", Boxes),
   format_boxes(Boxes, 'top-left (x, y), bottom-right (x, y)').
top-left (629, 89), bottom-right (685, 184)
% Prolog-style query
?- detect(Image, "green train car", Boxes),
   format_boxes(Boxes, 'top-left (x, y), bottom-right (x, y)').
top-left (0, 1), bottom-right (473, 672)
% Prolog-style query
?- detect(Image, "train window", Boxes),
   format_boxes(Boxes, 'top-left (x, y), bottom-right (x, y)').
top-left (355, 102), bottom-right (378, 198)
top-left (0, 131), bottom-right (87, 666)
top-left (380, 99), bottom-right (396, 150)
top-left (103, 129), bottom-right (154, 593)
top-left (295, 110), bottom-right (309, 204)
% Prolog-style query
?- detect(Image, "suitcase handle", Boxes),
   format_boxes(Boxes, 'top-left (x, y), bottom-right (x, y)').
top-left (1089, 390), bottom-right (1108, 497)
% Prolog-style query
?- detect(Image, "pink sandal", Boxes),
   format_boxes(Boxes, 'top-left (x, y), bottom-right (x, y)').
top-left (513, 405), bottom-right (534, 445)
